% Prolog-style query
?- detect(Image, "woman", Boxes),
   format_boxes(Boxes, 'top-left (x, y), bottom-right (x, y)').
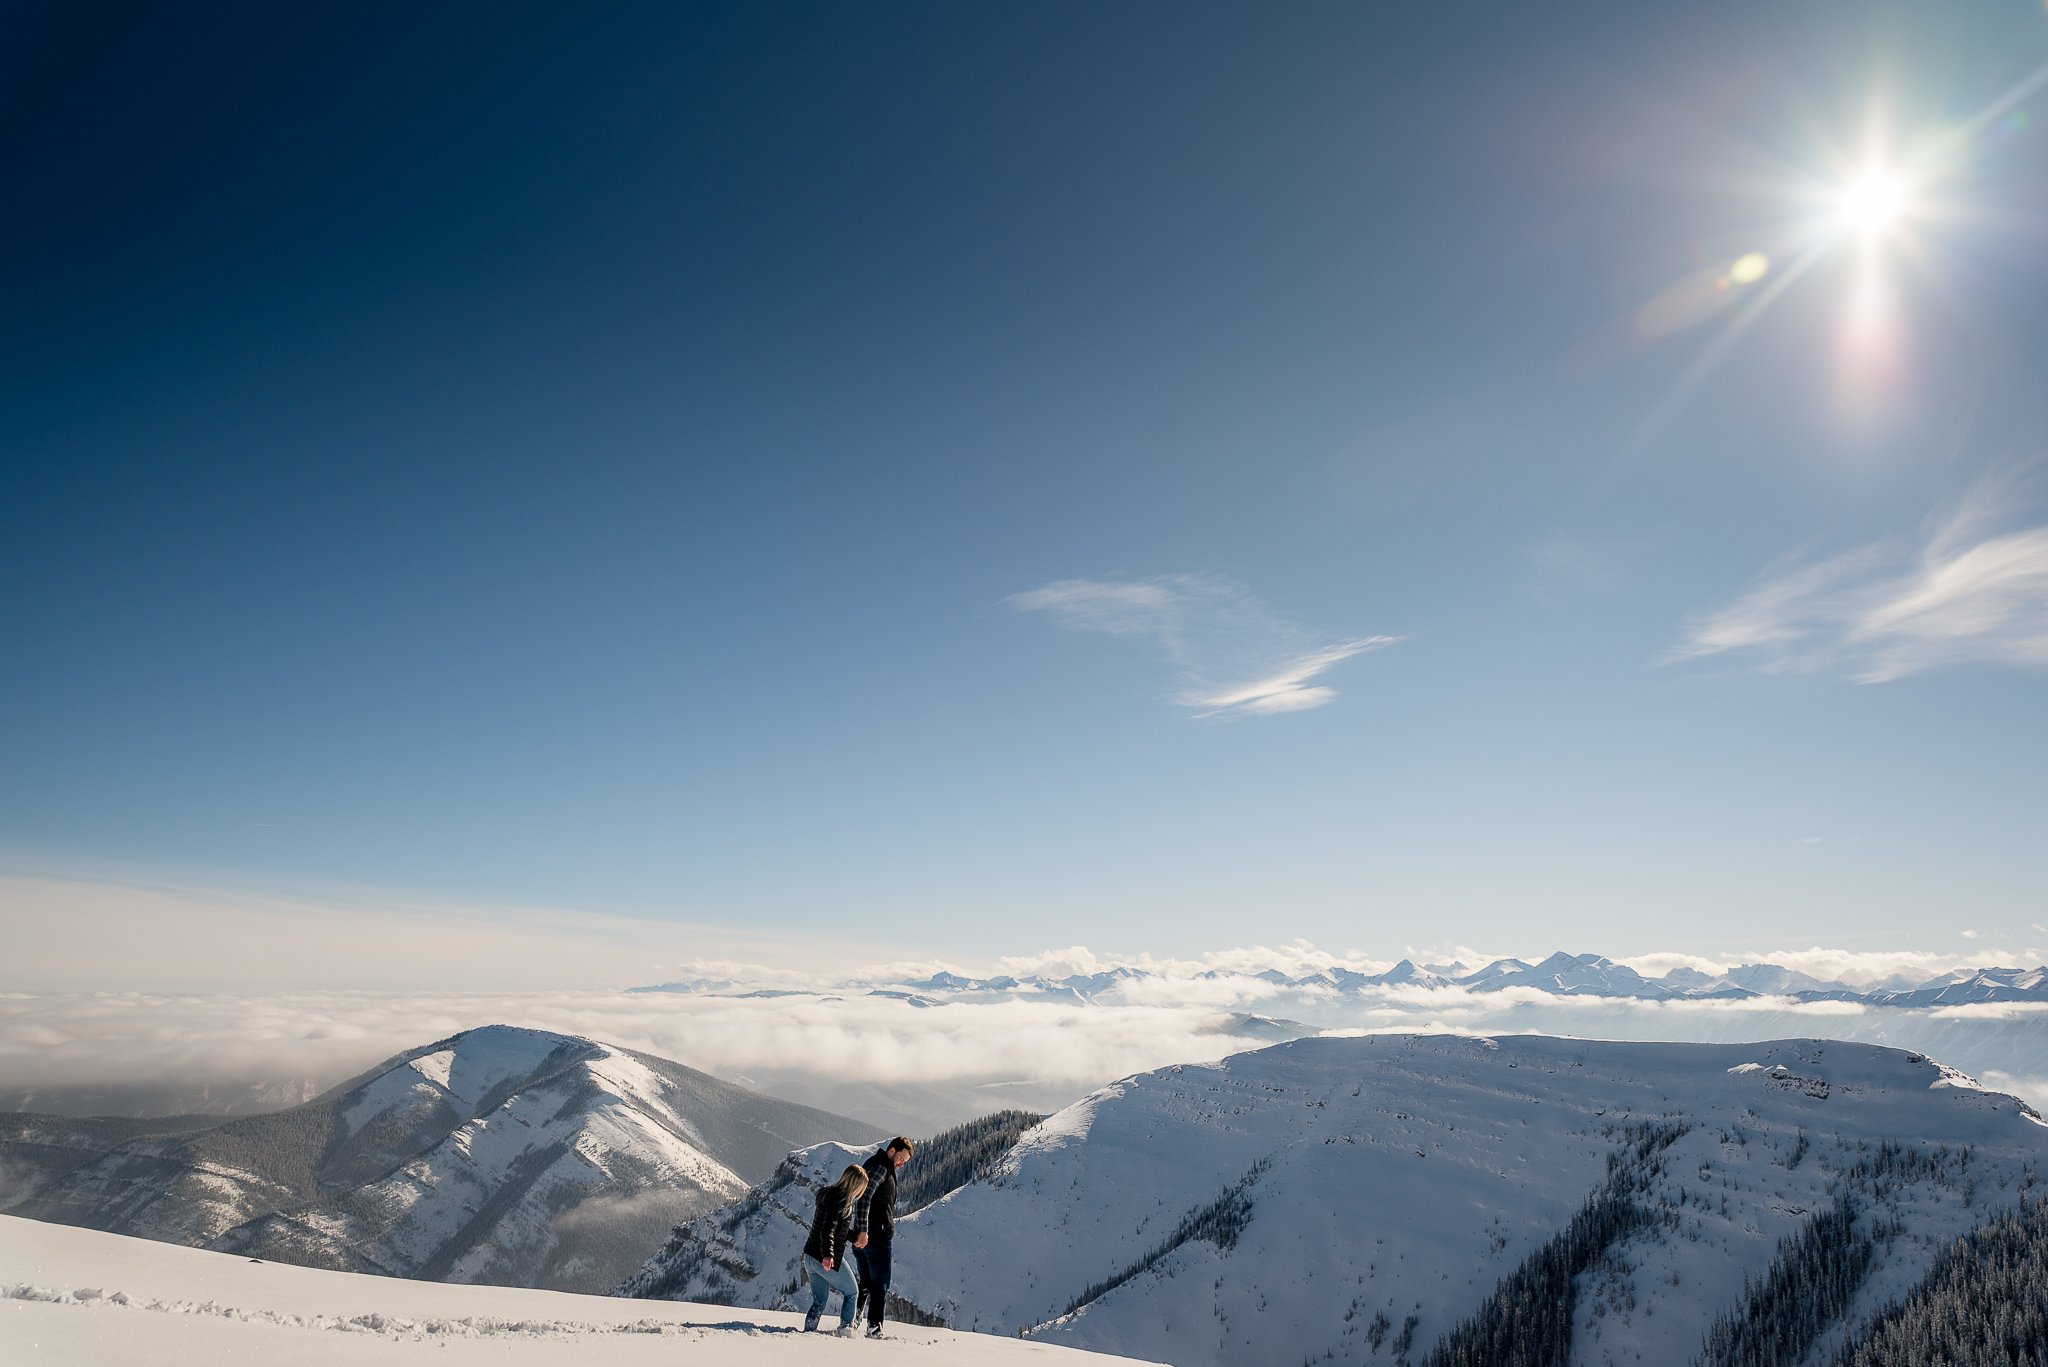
top-left (801, 1164), bottom-right (869, 1334)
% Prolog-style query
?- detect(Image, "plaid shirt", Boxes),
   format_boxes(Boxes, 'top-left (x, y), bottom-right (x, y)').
top-left (848, 1148), bottom-right (898, 1239)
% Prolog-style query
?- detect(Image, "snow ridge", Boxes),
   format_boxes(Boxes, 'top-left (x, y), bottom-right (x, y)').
top-left (625, 1033), bottom-right (2048, 1367)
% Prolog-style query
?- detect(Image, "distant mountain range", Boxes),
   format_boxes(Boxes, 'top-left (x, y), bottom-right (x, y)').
top-left (0, 1025), bottom-right (883, 1293)
top-left (635, 953), bottom-right (2048, 1009)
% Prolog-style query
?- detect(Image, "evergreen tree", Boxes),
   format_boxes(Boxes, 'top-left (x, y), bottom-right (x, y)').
top-left (1697, 1198), bottom-right (1873, 1367)
top-left (893, 1110), bottom-right (1044, 1215)
top-left (1829, 1193), bottom-right (2048, 1367)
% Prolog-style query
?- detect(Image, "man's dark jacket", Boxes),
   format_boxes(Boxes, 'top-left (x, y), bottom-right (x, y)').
top-left (851, 1149), bottom-right (899, 1242)
top-left (803, 1185), bottom-right (853, 1265)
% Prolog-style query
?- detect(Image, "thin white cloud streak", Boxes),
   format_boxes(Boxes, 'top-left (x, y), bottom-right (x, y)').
top-left (1926, 1002), bottom-right (2048, 1021)
top-left (1006, 574), bottom-right (1396, 718)
top-left (1187, 639), bottom-right (1397, 717)
top-left (1672, 487), bottom-right (2048, 682)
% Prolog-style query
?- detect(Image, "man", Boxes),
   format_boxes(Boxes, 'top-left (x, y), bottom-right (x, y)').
top-left (849, 1136), bottom-right (913, 1339)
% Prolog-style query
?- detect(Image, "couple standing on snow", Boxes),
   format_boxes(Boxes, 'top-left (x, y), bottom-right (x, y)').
top-left (800, 1136), bottom-right (914, 1338)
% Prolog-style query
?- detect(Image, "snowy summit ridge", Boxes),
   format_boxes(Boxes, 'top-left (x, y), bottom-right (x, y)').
top-left (620, 1033), bottom-right (2047, 1367)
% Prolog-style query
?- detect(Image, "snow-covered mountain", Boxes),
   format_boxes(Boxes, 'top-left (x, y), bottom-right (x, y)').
top-left (0, 1025), bottom-right (884, 1293)
top-left (1464, 952), bottom-right (1672, 999)
top-left (620, 1032), bottom-right (2047, 1367)
top-left (1867, 965), bottom-right (2048, 1007)
top-left (637, 951), bottom-right (2048, 1010)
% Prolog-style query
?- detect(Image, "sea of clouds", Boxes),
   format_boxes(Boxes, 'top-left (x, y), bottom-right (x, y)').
top-left (6, 939), bottom-right (2045, 1133)
top-left (0, 985), bottom-right (1316, 1131)
top-left (6, 870), bottom-right (2044, 1131)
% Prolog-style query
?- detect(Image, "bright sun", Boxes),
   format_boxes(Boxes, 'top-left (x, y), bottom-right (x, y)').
top-left (1839, 168), bottom-right (1906, 235)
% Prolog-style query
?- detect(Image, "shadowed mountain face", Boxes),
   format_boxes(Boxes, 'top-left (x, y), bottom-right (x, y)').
top-left (0, 1025), bottom-right (884, 1293)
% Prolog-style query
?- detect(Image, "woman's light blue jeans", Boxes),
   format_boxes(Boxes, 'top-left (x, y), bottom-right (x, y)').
top-left (802, 1254), bottom-right (859, 1330)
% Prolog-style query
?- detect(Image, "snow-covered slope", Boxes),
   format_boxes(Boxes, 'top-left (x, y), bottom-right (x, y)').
top-left (624, 1034), bottom-right (2047, 1367)
top-left (0, 1026), bottom-right (885, 1294)
top-left (0, 1213), bottom-right (1143, 1367)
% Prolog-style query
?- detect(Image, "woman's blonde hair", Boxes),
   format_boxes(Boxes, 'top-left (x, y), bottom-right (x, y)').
top-left (831, 1164), bottom-right (869, 1217)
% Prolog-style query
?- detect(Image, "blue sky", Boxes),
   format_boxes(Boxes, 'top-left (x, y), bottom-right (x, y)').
top-left (4, 0), bottom-right (2047, 978)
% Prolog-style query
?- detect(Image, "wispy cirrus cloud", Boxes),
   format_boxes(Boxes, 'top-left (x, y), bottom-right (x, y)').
top-left (1007, 574), bottom-right (1396, 718)
top-left (1671, 484), bottom-right (2048, 682)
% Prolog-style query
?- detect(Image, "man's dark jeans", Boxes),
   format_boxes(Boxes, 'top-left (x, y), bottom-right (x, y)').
top-left (852, 1237), bottom-right (892, 1330)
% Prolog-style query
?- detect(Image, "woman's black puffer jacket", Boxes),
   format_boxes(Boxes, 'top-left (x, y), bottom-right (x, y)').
top-left (803, 1186), bottom-right (851, 1265)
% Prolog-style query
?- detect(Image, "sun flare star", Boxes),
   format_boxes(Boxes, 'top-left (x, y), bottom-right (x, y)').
top-left (1839, 167), bottom-right (1908, 237)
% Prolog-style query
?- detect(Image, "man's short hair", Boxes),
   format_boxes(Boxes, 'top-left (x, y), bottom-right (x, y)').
top-left (886, 1136), bottom-right (914, 1155)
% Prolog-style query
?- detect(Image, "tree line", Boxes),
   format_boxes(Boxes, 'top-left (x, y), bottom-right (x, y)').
top-left (1826, 1191), bottom-right (2048, 1367)
top-left (1419, 1120), bottom-right (1693, 1367)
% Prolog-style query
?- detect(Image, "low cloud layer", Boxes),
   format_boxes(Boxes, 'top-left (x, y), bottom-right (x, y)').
top-left (7, 932), bottom-right (2047, 1130)
top-left (0, 988), bottom-right (1322, 1130)
top-left (1674, 488), bottom-right (2048, 682)
top-left (1008, 574), bottom-right (1395, 717)
top-left (7, 865), bottom-right (2046, 1128)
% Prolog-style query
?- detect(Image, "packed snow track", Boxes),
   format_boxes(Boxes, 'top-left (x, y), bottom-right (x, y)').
top-left (0, 1214), bottom-right (1145, 1366)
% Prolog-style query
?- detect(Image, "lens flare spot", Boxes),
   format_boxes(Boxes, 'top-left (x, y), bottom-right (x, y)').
top-left (1840, 170), bottom-right (1905, 235)
top-left (1983, 107), bottom-right (2029, 145)
top-left (1632, 252), bottom-right (1773, 339)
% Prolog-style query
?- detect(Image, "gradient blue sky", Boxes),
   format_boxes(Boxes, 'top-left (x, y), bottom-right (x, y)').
top-left (5, 0), bottom-right (2047, 974)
